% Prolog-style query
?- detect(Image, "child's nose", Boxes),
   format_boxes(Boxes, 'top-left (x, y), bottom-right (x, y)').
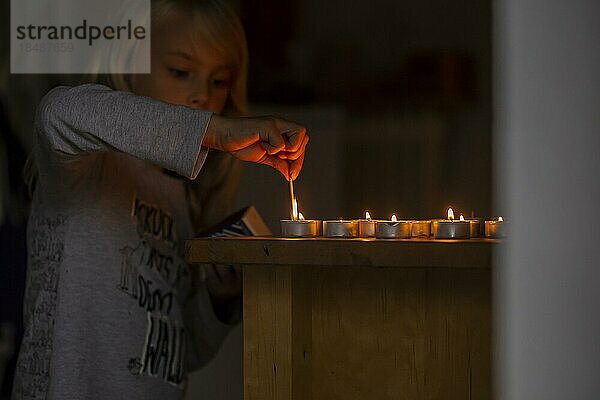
top-left (189, 82), bottom-right (210, 109)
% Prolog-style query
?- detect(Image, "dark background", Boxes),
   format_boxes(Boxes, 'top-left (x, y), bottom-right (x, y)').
top-left (235, 0), bottom-right (492, 229)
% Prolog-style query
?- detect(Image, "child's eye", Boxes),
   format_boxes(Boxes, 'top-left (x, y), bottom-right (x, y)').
top-left (212, 78), bottom-right (231, 88)
top-left (168, 68), bottom-right (189, 79)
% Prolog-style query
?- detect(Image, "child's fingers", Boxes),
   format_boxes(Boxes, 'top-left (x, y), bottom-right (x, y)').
top-left (262, 156), bottom-right (290, 179)
top-left (259, 122), bottom-right (286, 155)
top-left (289, 152), bottom-right (306, 180)
top-left (278, 136), bottom-right (309, 160)
top-left (232, 142), bottom-right (266, 162)
top-left (284, 130), bottom-right (307, 153)
top-left (274, 119), bottom-right (307, 152)
top-left (230, 142), bottom-right (290, 178)
top-left (260, 141), bottom-right (284, 155)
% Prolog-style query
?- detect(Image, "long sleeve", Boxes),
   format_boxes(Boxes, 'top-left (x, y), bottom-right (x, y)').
top-left (35, 84), bottom-right (211, 179)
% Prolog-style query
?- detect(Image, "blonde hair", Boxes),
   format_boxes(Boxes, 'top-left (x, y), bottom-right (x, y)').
top-left (93, 0), bottom-right (248, 116)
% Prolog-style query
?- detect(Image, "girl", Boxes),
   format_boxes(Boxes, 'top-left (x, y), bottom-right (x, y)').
top-left (11, 0), bottom-right (308, 399)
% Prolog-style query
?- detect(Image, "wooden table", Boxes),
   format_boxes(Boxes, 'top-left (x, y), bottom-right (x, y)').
top-left (186, 237), bottom-right (497, 400)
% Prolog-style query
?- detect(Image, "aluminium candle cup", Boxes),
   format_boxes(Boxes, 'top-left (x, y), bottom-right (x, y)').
top-left (466, 218), bottom-right (484, 237)
top-left (432, 220), bottom-right (471, 239)
top-left (466, 219), bottom-right (481, 238)
top-left (323, 220), bottom-right (359, 238)
top-left (410, 220), bottom-right (432, 238)
top-left (358, 219), bottom-right (377, 237)
top-left (280, 219), bottom-right (320, 237)
top-left (485, 220), bottom-right (506, 238)
top-left (376, 220), bottom-right (412, 239)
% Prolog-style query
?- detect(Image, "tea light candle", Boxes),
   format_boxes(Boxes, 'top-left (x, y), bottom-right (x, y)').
top-left (432, 208), bottom-right (470, 239)
top-left (376, 215), bottom-right (412, 239)
top-left (280, 198), bottom-right (321, 237)
top-left (358, 211), bottom-right (377, 237)
top-left (465, 216), bottom-right (484, 238)
top-left (485, 216), bottom-right (505, 238)
top-left (460, 214), bottom-right (481, 238)
top-left (323, 219), bottom-right (359, 238)
top-left (281, 217), bottom-right (321, 237)
top-left (411, 220), bottom-right (432, 238)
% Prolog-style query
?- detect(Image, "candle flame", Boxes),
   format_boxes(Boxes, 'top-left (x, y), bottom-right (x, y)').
top-left (299, 212), bottom-right (305, 220)
top-left (365, 211), bottom-right (372, 220)
top-left (391, 214), bottom-right (398, 222)
top-left (292, 198), bottom-right (299, 220)
top-left (498, 216), bottom-right (504, 222)
top-left (447, 207), bottom-right (455, 221)
top-left (459, 214), bottom-right (465, 221)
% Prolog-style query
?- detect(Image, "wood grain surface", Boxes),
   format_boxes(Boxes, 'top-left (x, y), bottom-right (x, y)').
top-left (186, 237), bottom-right (497, 269)
top-left (186, 238), bottom-right (495, 400)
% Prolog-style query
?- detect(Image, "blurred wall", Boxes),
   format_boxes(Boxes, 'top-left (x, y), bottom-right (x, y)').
top-left (241, 0), bottom-right (492, 220)
top-left (495, 0), bottom-right (600, 398)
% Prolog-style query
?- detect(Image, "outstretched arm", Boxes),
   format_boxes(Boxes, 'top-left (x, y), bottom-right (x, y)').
top-left (37, 84), bottom-right (309, 180)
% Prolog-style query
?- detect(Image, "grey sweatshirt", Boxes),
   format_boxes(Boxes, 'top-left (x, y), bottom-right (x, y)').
top-left (12, 84), bottom-right (235, 400)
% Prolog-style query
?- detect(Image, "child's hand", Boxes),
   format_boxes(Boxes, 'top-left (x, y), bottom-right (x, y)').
top-left (203, 115), bottom-right (309, 180)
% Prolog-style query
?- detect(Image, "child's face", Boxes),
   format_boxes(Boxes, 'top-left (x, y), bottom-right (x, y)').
top-left (131, 10), bottom-right (233, 115)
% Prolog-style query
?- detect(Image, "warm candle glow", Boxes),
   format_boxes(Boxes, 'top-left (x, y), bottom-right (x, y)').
top-left (292, 198), bottom-right (299, 220)
top-left (299, 212), bottom-right (305, 220)
top-left (459, 214), bottom-right (465, 221)
top-left (391, 214), bottom-right (398, 222)
top-left (447, 207), bottom-right (455, 221)
top-left (498, 216), bottom-right (504, 222)
top-left (365, 211), bottom-right (372, 220)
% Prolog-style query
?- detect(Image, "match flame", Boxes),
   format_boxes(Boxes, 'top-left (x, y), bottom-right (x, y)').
top-left (459, 214), bottom-right (465, 221)
top-left (391, 214), bottom-right (398, 222)
top-left (498, 216), bottom-right (504, 222)
top-left (299, 212), bottom-right (305, 220)
top-left (292, 198), bottom-right (299, 220)
top-left (365, 211), bottom-right (372, 220)
top-left (447, 207), bottom-right (455, 221)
